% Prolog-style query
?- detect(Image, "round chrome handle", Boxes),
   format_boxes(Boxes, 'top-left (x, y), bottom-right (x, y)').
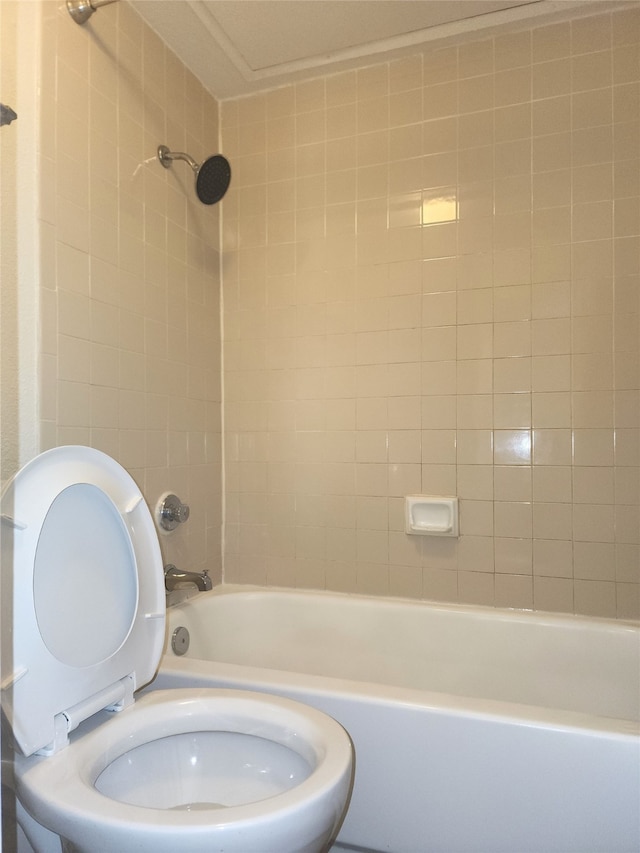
top-left (158, 493), bottom-right (190, 531)
top-left (171, 626), bottom-right (190, 656)
top-left (174, 503), bottom-right (190, 523)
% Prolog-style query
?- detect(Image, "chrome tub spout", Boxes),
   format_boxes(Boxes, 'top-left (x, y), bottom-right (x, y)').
top-left (164, 564), bottom-right (212, 592)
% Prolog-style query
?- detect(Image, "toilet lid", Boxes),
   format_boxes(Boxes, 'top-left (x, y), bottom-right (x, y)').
top-left (1, 447), bottom-right (166, 757)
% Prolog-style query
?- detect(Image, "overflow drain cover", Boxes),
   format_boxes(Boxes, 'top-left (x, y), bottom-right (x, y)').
top-left (171, 626), bottom-right (190, 656)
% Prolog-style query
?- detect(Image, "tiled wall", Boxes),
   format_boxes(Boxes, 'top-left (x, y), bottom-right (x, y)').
top-left (35, 0), bottom-right (223, 579)
top-left (221, 8), bottom-right (640, 619)
top-left (5, 2), bottom-right (638, 618)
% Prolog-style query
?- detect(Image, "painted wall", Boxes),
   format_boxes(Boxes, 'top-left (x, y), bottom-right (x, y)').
top-left (0, 0), bottom-right (19, 483)
top-left (221, 8), bottom-right (640, 619)
top-left (33, 0), bottom-right (223, 579)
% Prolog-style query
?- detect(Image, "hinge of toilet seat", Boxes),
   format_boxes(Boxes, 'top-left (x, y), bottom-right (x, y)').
top-left (104, 673), bottom-right (135, 714)
top-left (37, 675), bottom-right (135, 756)
top-left (0, 513), bottom-right (26, 529)
top-left (38, 713), bottom-right (70, 756)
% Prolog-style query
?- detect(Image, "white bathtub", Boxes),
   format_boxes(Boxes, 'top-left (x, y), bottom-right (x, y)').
top-left (154, 585), bottom-right (640, 853)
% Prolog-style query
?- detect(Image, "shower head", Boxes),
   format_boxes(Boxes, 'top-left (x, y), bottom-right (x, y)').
top-left (157, 145), bottom-right (231, 205)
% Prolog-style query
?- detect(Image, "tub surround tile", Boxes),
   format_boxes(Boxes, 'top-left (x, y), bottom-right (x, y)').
top-left (20, 2), bottom-right (637, 619)
top-left (36, 0), bottom-right (222, 584)
top-left (223, 7), bottom-right (639, 619)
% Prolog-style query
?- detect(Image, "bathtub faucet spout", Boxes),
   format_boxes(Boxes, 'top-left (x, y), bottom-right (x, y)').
top-left (164, 564), bottom-right (213, 592)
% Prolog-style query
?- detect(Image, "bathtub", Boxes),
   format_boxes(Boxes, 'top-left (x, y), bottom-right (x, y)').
top-left (153, 586), bottom-right (640, 853)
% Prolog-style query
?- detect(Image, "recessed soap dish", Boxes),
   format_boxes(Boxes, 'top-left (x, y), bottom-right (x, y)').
top-left (405, 495), bottom-right (459, 537)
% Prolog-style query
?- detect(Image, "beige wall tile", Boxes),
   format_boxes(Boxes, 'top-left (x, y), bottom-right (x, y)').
top-left (459, 570), bottom-right (495, 606)
top-left (574, 579), bottom-right (617, 617)
top-left (534, 575), bottom-right (574, 612)
top-left (37, 1), bottom-right (223, 581)
top-left (495, 573), bottom-right (534, 609)
top-left (221, 6), bottom-right (639, 618)
top-left (495, 536), bottom-right (532, 575)
top-left (28, 3), bottom-right (639, 618)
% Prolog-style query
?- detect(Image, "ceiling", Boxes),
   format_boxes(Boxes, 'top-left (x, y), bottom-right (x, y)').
top-left (130, 0), bottom-right (630, 100)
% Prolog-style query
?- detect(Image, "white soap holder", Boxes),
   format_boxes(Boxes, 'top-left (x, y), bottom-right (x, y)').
top-left (405, 495), bottom-right (459, 537)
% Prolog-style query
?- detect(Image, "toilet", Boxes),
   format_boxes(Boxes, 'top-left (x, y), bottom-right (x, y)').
top-left (1, 446), bottom-right (353, 853)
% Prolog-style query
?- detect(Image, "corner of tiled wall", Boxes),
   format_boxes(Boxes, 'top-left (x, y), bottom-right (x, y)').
top-left (221, 7), bottom-right (640, 619)
top-left (38, 0), bottom-right (223, 582)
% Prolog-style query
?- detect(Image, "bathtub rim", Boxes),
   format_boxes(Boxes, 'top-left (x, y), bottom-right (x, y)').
top-left (167, 582), bottom-right (640, 634)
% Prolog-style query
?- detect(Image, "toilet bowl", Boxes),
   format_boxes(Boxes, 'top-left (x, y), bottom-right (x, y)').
top-left (1, 447), bottom-right (353, 853)
top-left (14, 689), bottom-right (352, 853)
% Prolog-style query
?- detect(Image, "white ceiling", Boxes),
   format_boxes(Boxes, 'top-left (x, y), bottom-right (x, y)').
top-left (130, 0), bottom-right (631, 100)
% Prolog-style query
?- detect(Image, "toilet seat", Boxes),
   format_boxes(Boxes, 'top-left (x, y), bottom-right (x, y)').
top-left (1, 446), bottom-right (165, 757)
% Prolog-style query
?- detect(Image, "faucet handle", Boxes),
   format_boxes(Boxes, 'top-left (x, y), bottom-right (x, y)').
top-left (157, 493), bottom-right (190, 531)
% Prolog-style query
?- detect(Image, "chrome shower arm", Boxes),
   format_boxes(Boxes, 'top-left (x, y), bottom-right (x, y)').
top-left (67, 0), bottom-right (118, 25)
top-left (157, 146), bottom-right (199, 173)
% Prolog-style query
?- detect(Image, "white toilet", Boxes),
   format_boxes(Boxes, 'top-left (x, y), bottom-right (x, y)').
top-left (1, 446), bottom-right (353, 853)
